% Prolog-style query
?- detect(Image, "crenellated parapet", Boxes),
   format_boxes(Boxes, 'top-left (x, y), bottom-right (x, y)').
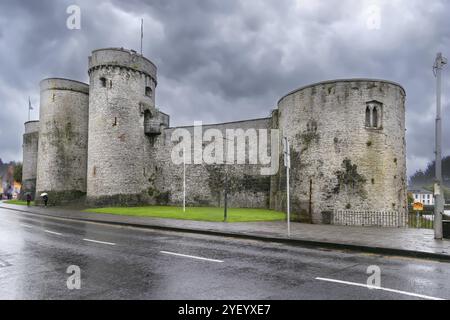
top-left (88, 48), bottom-right (157, 87)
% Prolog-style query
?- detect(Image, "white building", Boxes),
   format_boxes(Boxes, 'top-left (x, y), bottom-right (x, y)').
top-left (409, 189), bottom-right (435, 206)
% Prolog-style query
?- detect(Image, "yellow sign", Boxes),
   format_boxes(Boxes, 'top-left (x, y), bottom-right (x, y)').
top-left (413, 202), bottom-right (424, 211)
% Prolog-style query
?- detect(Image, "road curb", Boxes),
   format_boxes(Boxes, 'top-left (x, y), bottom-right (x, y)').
top-left (2, 204), bottom-right (450, 262)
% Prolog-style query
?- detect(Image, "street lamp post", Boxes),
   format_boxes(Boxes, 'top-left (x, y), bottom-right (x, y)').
top-left (222, 136), bottom-right (231, 222)
top-left (224, 168), bottom-right (228, 222)
top-left (283, 137), bottom-right (291, 237)
top-left (433, 52), bottom-right (447, 240)
top-left (183, 146), bottom-right (186, 213)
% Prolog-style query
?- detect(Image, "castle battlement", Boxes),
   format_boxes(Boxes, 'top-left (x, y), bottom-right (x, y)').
top-left (88, 47), bottom-right (157, 85)
top-left (40, 78), bottom-right (90, 94)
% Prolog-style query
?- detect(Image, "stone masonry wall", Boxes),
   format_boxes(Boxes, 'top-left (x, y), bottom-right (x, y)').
top-left (21, 121), bottom-right (39, 200)
top-left (151, 118), bottom-right (273, 208)
top-left (28, 46), bottom-right (408, 227)
top-left (86, 48), bottom-right (160, 206)
top-left (273, 79), bottom-right (407, 224)
top-left (35, 79), bottom-right (89, 205)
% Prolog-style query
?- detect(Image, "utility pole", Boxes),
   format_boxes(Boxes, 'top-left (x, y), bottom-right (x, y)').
top-left (433, 52), bottom-right (447, 240)
top-left (183, 146), bottom-right (186, 213)
top-left (224, 168), bottom-right (228, 222)
top-left (222, 136), bottom-right (231, 222)
top-left (283, 137), bottom-right (291, 237)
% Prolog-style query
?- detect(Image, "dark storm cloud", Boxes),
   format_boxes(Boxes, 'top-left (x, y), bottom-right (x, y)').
top-left (0, 0), bottom-right (450, 178)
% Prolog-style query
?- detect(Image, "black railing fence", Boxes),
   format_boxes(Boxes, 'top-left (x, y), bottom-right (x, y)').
top-left (407, 212), bottom-right (434, 229)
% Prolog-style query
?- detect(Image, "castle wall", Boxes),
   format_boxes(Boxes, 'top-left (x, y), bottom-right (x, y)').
top-left (86, 48), bottom-right (161, 206)
top-left (35, 78), bottom-right (89, 204)
top-left (151, 118), bottom-right (273, 208)
top-left (273, 79), bottom-right (407, 224)
top-left (21, 121), bottom-right (39, 200)
top-left (28, 47), bottom-right (408, 227)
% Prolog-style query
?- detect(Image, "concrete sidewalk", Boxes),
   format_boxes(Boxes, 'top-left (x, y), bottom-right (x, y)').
top-left (1, 202), bottom-right (450, 261)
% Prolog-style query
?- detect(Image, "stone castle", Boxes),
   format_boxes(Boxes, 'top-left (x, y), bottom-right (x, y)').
top-left (22, 47), bottom-right (407, 225)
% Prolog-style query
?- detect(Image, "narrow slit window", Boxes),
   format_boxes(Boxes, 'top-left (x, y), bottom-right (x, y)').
top-left (372, 107), bottom-right (378, 128)
top-left (365, 106), bottom-right (371, 127)
top-left (100, 77), bottom-right (107, 87)
top-left (145, 86), bottom-right (153, 98)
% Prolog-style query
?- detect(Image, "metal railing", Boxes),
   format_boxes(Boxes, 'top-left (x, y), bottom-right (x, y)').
top-left (332, 210), bottom-right (407, 228)
top-left (407, 212), bottom-right (434, 229)
top-left (331, 208), bottom-right (449, 229)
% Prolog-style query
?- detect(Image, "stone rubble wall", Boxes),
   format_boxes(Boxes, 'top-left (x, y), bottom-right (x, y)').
top-left (21, 121), bottom-right (40, 200)
top-left (274, 79), bottom-right (407, 223)
top-left (35, 78), bottom-right (89, 205)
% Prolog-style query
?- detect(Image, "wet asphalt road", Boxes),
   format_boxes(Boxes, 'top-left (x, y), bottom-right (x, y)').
top-left (0, 207), bottom-right (449, 300)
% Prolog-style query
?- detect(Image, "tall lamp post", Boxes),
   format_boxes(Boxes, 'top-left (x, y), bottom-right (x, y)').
top-left (183, 146), bottom-right (186, 213)
top-left (283, 137), bottom-right (291, 237)
top-left (433, 52), bottom-right (447, 240)
top-left (222, 136), bottom-right (231, 222)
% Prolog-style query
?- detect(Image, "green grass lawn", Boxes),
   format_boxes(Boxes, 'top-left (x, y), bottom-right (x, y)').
top-left (2, 200), bottom-right (34, 206)
top-left (85, 206), bottom-right (286, 223)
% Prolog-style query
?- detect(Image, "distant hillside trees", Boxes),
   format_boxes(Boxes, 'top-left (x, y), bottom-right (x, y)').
top-left (409, 156), bottom-right (450, 187)
top-left (409, 156), bottom-right (450, 201)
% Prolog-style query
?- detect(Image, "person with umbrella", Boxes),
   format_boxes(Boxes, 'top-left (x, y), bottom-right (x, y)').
top-left (26, 193), bottom-right (32, 207)
top-left (41, 193), bottom-right (48, 207)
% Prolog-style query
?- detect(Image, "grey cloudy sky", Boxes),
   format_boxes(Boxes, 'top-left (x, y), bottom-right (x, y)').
top-left (0, 0), bottom-right (449, 177)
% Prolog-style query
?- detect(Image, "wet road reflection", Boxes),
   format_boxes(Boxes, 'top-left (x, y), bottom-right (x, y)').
top-left (0, 207), bottom-right (449, 300)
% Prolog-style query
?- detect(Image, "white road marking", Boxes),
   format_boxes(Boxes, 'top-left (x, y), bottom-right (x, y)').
top-left (20, 224), bottom-right (34, 228)
top-left (315, 277), bottom-right (445, 301)
top-left (83, 238), bottom-right (116, 246)
top-left (160, 251), bottom-right (224, 263)
top-left (44, 230), bottom-right (62, 236)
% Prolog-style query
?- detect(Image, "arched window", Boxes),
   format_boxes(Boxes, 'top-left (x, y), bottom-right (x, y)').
top-left (365, 101), bottom-right (382, 129)
top-left (365, 106), bottom-right (371, 127)
top-left (372, 106), bottom-right (378, 128)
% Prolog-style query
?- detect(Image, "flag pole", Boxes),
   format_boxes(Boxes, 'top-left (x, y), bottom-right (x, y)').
top-left (28, 97), bottom-right (31, 121)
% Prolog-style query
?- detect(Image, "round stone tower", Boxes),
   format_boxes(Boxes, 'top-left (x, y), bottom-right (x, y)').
top-left (273, 79), bottom-right (407, 226)
top-left (21, 120), bottom-right (40, 200)
top-left (35, 78), bottom-right (89, 205)
top-left (86, 48), bottom-right (158, 205)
